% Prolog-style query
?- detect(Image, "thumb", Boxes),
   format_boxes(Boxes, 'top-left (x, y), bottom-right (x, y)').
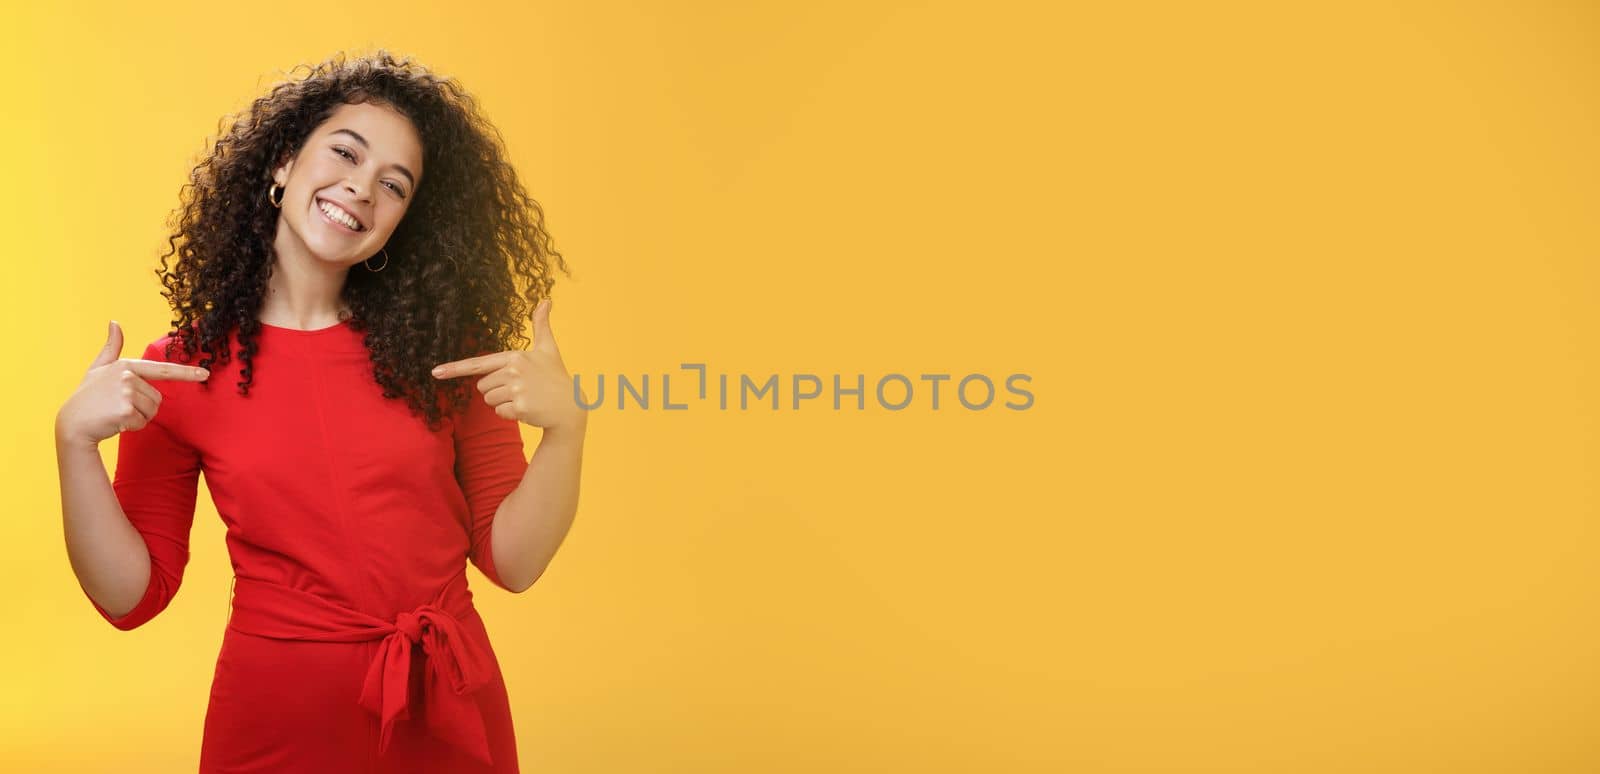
top-left (90, 319), bottom-right (124, 369)
top-left (531, 298), bottom-right (554, 349)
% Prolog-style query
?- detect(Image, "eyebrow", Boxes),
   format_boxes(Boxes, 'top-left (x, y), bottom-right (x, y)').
top-left (330, 128), bottom-right (418, 188)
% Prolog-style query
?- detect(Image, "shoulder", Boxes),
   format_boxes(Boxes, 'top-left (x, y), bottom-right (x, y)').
top-left (138, 325), bottom-right (203, 365)
top-left (139, 336), bottom-right (176, 362)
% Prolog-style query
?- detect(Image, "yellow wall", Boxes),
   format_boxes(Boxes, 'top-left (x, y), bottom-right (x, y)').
top-left (7, 1), bottom-right (1599, 771)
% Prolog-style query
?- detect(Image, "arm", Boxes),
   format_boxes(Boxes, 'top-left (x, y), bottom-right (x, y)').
top-left (57, 423), bottom-right (154, 621)
top-left (456, 390), bottom-right (585, 593)
top-left (490, 415), bottom-right (586, 592)
top-left (447, 298), bottom-right (585, 593)
top-left (58, 340), bottom-right (201, 629)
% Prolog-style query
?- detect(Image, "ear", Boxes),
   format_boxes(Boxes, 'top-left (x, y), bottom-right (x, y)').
top-left (272, 149), bottom-right (296, 187)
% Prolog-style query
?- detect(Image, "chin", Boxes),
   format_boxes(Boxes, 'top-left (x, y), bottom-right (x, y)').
top-left (305, 246), bottom-right (352, 264)
top-left (301, 234), bottom-right (363, 264)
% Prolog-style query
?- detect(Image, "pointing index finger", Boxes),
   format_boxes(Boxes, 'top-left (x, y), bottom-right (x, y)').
top-left (126, 359), bottom-right (211, 382)
top-left (432, 352), bottom-right (511, 379)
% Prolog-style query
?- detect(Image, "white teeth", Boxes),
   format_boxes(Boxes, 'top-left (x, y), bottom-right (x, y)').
top-left (318, 200), bottom-right (362, 231)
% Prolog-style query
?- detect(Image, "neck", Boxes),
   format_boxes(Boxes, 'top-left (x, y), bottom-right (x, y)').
top-left (259, 225), bottom-right (353, 329)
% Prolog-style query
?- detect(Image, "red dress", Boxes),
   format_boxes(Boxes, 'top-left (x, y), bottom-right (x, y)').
top-left (82, 319), bottom-right (529, 773)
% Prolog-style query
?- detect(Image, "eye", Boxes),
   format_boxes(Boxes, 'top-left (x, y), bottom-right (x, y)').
top-left (382, 181), bottom-right (408, 199)
top-left (332, 146), bottom-right (355, 162)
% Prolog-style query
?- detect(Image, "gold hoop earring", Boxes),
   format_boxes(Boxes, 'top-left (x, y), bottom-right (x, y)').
top-left (365, 248), bottom-right (389, 272)
top-left (268, 183), bottom-right (284, 208)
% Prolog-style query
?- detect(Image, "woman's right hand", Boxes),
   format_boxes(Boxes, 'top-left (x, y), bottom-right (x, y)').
top-left (56, 321), bottom-right (211, 446)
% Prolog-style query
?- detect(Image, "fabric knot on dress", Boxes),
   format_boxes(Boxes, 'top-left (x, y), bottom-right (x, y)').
top-left (226, 574), bottom-right (498, 766)
top-left (358, 603), bottom-right (496, 764)
top-left (394, 610), bottom-right (425, 642)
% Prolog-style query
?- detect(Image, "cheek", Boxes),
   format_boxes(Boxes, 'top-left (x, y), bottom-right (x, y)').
top-left (288, 162), bottom-right (333, 201)
top-left (295, 154), bottom-right (336, 181)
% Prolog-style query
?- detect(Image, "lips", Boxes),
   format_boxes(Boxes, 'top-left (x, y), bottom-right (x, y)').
top-left (314, 197), bottom-right (366, 233)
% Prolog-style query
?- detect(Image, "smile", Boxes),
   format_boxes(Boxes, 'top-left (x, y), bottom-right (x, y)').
top-left (315, 198), bottom-right (366, 232)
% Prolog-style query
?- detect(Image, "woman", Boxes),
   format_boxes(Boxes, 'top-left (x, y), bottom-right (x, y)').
top-left (54, 50), bottom-right (586, 773)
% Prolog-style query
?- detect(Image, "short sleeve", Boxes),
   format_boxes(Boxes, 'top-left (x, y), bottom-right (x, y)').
top-left (454, 392), bottom-right (529, 591)
top-left (86, 339), bottom-right (202, 630)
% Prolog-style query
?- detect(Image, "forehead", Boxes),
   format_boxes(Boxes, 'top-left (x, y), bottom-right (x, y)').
top-left (313, 102), bottom-right (424, 170)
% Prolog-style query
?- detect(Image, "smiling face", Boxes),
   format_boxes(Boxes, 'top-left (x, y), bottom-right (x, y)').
top-left (270, 100), bottom-right (424, 266)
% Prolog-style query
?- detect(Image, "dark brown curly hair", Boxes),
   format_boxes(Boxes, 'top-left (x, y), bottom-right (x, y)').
top-left (155, 49), bottom-right (570, 430)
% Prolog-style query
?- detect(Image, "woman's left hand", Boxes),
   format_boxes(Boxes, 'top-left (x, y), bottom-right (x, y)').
top-left (431, 299), bottom-right (588, 432)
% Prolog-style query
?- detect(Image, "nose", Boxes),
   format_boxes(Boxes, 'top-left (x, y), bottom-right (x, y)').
top-left (343, 177), bottom-right (372, 203)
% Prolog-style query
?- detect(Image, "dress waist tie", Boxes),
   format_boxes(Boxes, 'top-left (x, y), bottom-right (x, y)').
top-left (227, 572), bottom-right (494, 765)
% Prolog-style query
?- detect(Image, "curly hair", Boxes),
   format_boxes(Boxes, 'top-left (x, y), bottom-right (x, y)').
top-left (154, 49), bottom-right (570, 430)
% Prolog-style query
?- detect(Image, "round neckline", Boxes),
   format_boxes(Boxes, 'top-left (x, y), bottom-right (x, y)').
top-left (258, 318), bottom-right (355, 336)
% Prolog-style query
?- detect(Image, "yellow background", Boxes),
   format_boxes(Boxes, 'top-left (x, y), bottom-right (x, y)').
top-left (6, 1), bottom-right (1598, 771)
